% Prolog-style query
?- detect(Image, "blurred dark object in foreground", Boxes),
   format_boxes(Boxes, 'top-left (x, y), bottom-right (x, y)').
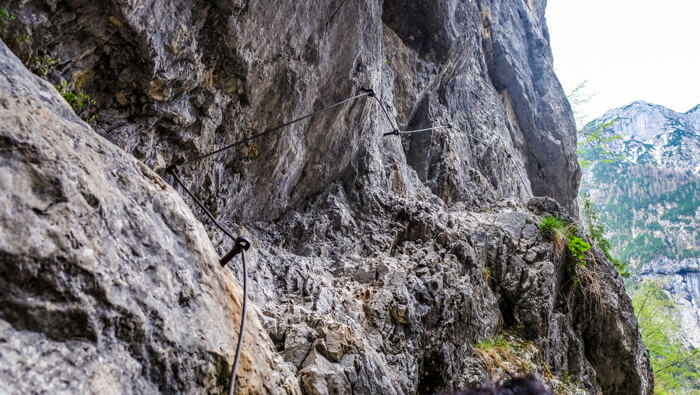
top-left (442, 374), bottom-right (554, 395)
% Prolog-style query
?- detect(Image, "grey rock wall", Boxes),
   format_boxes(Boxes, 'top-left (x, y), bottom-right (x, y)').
top-left (1, 0), bottom-right (579, 222)
top-left (0, 0), bottom-right (651, 393)
top-left (0, 42), bottom-right (299, 394)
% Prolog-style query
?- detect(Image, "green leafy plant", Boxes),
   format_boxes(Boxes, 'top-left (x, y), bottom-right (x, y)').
top-left (631, 280), bottom-right (700, 393)
top-left (577, 116), bottom-right (624, 169)
top-left (56, 81), bottom-right (98, 123)
top-left (32, 55), bottom-right (56, 78)
top-left (567, 234), bottom-right (590, 267)
top-left (567, 81), bottom-right (626, 170)
top-left (539, 215), bottom-right (594, 280)
top-left (581, 196), bottom-right (631, 278)
top-left (0, 9), bottom-right (16, 28)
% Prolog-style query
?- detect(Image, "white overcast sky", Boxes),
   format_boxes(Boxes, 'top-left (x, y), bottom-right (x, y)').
top-left (545, 0), bottom-right (700, 123)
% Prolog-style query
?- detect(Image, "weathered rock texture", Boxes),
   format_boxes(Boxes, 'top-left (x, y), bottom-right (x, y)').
top-left (0, 43), bottom-right (299, 394)
top-left (0, 0), bottom-right (652, 394)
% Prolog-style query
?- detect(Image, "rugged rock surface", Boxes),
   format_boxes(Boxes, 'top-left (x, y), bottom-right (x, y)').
top-left (0, 0), bottom-right (580, 220)
top-left (0, 0), bottom-right (653, 394)
top-left (0, 43), bottom-right (299, 394)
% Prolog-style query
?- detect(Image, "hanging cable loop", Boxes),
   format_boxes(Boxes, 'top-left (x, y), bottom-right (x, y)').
top-left (228, 248), bottom-right (248, 395)
top-left (163, 86), bottom-right (531, 395)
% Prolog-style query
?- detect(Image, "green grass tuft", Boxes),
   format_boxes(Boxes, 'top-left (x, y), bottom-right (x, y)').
top-left (538, 215), bottom-right (565, 241)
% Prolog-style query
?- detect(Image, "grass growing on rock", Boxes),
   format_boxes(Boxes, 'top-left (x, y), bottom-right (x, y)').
top-left (538, 215), bottom-right (591, 275)
top-left (473, 333), bottom-right (537, 381)
top-left (473, 332), bottom-right (585, 394)
top-left (539, 215), bottom-right (566, 242)
top-left (538, 215), bottom-right (604, 307)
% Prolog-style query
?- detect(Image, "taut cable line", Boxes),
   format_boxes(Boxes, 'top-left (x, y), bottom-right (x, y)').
top-left (164, 85), bottom-right (532, 394)
top-left (383, 124), bottom-right (452, 136)
top-left (450, 126), bottom-right (532, 197)
top-left (165, 87), bottom-right (386, 395)
top-left (181, 90), bottom-right (376, 167)
top-left (168, 166), bottom-right (238, 244)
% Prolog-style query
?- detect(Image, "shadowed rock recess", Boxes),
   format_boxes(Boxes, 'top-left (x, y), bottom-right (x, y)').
top-left (0, 0), bottom-right (651, 394)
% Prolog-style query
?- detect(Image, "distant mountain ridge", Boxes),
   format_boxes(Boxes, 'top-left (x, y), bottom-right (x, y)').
top-left (587, 101), bottom-right (700, 174)
top-left (582, 101), bottom-right (700, 346)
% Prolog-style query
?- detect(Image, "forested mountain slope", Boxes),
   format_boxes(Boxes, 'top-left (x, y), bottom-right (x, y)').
top-left (583, 101), bottom-right (699, 346)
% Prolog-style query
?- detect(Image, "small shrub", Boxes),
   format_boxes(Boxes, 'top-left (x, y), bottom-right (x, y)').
top-left (567, 234), bottom-right (591, 268)
top-left (32, 55), bottom-right (56, 78)
top-left (56, 81), bottom-right (98, 123)
top-left (0, 9), bottom-right (16, 28)
top-left (540, 216), bottom-right (597, 285)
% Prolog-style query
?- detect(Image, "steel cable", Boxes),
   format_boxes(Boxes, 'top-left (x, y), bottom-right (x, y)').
top-left (181, 91), bottom-right (374, 166)
top-left (228, 249), bottom-right (247, 395)
top-left (451, 127), bottom-right (532, 197)
top-left (166, 87), bottom-right (385, 395)
top-left (168, 166), bottom-right (238, 242)
top-left (383, 124), bottom-right (452, 136)
top-left (165, 86), bottom-right (533, 395)
top-left (370, 95), bottom-right (399, 133)
top-left (168, 165), bottom-right (251, 395)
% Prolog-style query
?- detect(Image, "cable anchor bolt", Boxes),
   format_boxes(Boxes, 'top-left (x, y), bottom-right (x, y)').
top-left (360, 87), bottom-right (376, 97)
top-left (165, 158), bottom-right (185, 174)
top-left (383, 129), bottom-right (401, 137)
top-left (220, 236), bottom-right (252, 267)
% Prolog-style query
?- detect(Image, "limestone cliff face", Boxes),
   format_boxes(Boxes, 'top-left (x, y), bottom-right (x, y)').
top-left (0, 43), bottom-right (299, 394)
top-left (0, 0), bottom-right (651, 394)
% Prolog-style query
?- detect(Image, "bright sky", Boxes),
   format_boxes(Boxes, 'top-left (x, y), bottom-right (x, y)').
top-left (546, 0), bottom-right (700, 124)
